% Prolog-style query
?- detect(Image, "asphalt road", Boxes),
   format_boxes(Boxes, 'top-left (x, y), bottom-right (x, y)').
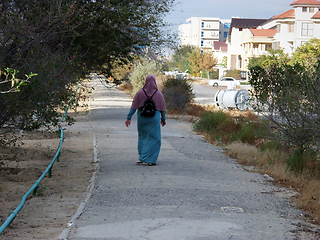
top-left (63, 75), bottom-right (308, 240)
top-left (193, 81), bottom-right (252, 106)
top-left (193, 84), bottom-right (218, 105)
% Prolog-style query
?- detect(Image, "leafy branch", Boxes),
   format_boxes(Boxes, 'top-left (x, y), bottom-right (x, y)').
top-left (0, 68), bottom-right (37, 94)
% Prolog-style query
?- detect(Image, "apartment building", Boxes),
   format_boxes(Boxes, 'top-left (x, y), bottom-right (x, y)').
top-left (178, 17), bottom-right (231, 50)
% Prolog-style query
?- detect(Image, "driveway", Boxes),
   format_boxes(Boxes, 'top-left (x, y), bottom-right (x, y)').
top-left (64, 75), bottom-right (308, 240)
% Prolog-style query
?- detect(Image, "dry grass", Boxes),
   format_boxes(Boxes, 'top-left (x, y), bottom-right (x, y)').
top-left (185, 103), bottom-right (209, 117)
top-left (225, 141), bottom-right (320, 224)
top-left (117, 81), bottom-right (133, 95)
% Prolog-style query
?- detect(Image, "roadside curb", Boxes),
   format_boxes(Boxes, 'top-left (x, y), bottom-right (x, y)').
top-left (58, 131), bottom-right (100, 240)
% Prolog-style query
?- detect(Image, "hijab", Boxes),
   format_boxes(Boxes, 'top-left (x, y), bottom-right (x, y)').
top-left (131, 74), bottom-right (166, 111)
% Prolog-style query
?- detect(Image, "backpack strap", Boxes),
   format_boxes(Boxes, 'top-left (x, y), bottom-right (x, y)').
top-left (150, 89), bottom-right (158, 99)
top-left (142, 88), bottom-right (158, 100)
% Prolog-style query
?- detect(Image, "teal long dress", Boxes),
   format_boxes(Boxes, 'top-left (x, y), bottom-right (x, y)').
top-left (127, 108), bottom-right (166, 164)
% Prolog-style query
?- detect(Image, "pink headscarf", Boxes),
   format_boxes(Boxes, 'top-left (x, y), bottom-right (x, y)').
top-left (131, 75), bottom-right (166, 111)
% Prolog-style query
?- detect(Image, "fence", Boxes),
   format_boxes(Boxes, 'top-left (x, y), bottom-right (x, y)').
top-left (0, 84), bottom-right (81, 235)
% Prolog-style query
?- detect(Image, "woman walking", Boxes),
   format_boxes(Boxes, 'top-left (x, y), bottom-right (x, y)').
top-left (125, 75), bottom-right (166, 166)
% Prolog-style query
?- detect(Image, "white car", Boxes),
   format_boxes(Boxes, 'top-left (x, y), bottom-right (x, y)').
top-left (164, 71), bottom-right (189, 78)
top-left (212, 77), bottom-right (240, 87)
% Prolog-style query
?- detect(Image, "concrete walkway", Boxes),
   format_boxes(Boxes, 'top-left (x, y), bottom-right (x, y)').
top-left (65, 75), bottom-right (304, 240)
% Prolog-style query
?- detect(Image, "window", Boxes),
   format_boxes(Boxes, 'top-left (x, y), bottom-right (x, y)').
top-left (301, 22), bottom-right (313, 36)
top-left (201, 22), bottom-right (204, 28)
top-left (201, 40), bottom-right (203, 47)
top-left (310, 7), bottom-right (314, 12)
top-left (224, 32), bottom-right (228, 38)
top-left (265, 44), bottom-right (271, 51)
top-left (288, 23), bottom-right (294, 33)
top-left (277, 24), bottom-right (281, 33)
top-left (273, 42), bottom-right (280, 50)
top-left (224, 23), bottom-right (231, 29)
top-left (302, 7), bottom-right (307, 12)
top-left (201, 31), bottom-right (204, 37)
top-left (211, 32), bottom-right (218, 37)
top-left (239, 28), bottom-right (242, 31)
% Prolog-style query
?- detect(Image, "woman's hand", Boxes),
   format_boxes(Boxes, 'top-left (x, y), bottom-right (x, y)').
top-left (161, 120), bottom-right (166, 127)
top-left (125, 119), bottom-right (131, 127)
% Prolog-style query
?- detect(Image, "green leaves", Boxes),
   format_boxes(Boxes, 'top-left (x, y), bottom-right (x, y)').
top-left (0, 68), bottom-right (37, 93)
top-left (0, 0), bottom-right (176, 130)
top-left (248, 40), bottom-right (320, 158)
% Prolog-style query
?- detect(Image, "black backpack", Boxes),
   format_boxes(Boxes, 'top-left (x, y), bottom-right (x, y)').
top-left (140, 89), bottom-right (158, 117)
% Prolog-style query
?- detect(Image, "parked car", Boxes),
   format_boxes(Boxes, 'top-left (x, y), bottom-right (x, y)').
top-left (212, 77), bottom-right (240, 87)
top-left (163, 70), bottom-right (189, 78)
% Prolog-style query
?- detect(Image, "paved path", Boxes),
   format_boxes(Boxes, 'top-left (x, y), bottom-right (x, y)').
top-left (66, 76), bottom-right (304, 240)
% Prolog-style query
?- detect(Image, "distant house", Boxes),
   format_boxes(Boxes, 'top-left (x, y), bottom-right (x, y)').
top-left (226, 18), bottom-right (268, 71)
top-left (240, 29), bottom-right (277, 73)
top-left (213, 41), bottom-right (228, 78)
top-left (227, 0), bottom-right (320, 79)
top-left (264, 0), bottom-right (320, 54)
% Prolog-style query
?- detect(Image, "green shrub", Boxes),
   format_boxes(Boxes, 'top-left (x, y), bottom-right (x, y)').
top-left (260, 140), bottom-right (285, 152)
top-left (194, 111), bottom-right (269, 145)
top-left (286, 148), bottom-right (318, 173)
top-left (225, 69), bottom-right (241, 80)
top-left (129, 59), bottom-right (160, 96)
top-left (194, 111), bottom-right (231, 132)
top-left (162, 77), bottom-right (194, 114)
top-left (233, 122), bottom-right (257, 144)
top-left (209, 70), bottom-right (219, 79)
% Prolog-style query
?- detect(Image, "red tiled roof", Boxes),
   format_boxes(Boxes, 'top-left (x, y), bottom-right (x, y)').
top-left (312, 10), bottom-right (320, 18)
top-left (272, 9), bottom-right (295, 19)
top-left (249, 29), bottom-right (277, 37)
top-left (290, 0), bottom-right (320, 5)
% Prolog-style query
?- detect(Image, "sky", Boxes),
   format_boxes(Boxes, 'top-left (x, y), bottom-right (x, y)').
top-left (165, 0), bottom-right (294, 29)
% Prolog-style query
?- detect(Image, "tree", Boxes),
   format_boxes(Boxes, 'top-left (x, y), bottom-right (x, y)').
top-left (199, 49), bottom-right (218, 79)
top-left (170, 45), bottom-right (195, 72)
top-left (103, 58), bottom-right (135, 84)
top-left (187, 47), bottom-right (217, 78)
top-left (291, 38), bottom-right (320, 69)
top-left (248, 48), bottom-right (320, 171)
top-left (129, 59), bottom-right (161, 95)
top-left (221, 56), bottom-right (227, 68)
top-left (0, 0), bottom-right (176, 130)
top-left (187, 47), bottom-right (202, 76)
top-left (0, 69), bottom-right (37, 94)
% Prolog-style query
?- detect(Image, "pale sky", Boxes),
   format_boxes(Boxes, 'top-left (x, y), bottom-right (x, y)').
top-left (165, 0), bottom-right (293, 28)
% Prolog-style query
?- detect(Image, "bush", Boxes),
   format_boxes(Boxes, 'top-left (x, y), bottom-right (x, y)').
top-left (233, 122), bottom-right (258, 144)
top-left (129, 59), bottom-right (160, 96)
top-left (194, 111), bottom-right (269, 145)
top-left (225, 69), bottom-right (241, 79)
top-left (286, 148), bottom-right (318, 174)
top-left (194, 111), bottom-right (238, 143)
top-left (162, 77), bottom-right (194, 114)
top-left (209, 70), bottom-right (219, 79)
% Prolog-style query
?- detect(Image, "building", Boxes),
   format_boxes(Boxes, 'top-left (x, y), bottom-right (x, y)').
top-left (226, 18), bottom-right (268, 71)
top-left (213, 41), bottom-right (228, 78)
top-left (267, 0), bottom-right (320, 54)
top-left (178, 17), bottom-right (231, 50)
top-left (227, 0), bottom-right (320, 78)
